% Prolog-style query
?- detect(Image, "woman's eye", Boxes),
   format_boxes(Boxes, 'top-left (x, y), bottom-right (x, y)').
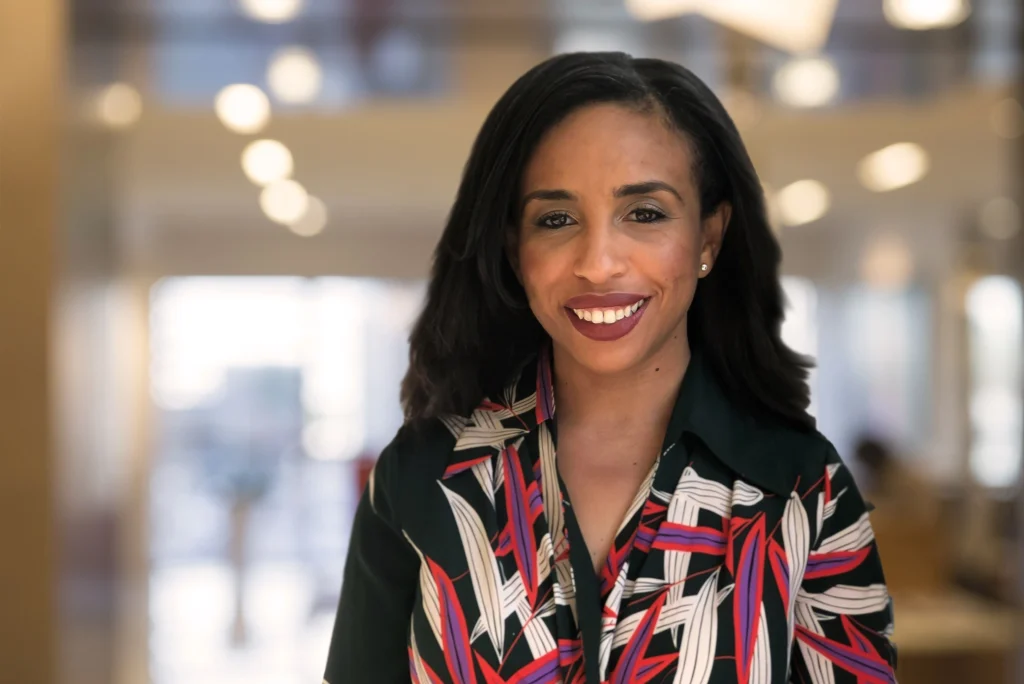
top-left (631, 207), bottom-right (667, 223)
top-left (537, 212), bottom-right (575, 229)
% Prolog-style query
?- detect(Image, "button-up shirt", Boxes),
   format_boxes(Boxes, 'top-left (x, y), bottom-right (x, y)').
top-left (324, 347), bottom-right (898, 683)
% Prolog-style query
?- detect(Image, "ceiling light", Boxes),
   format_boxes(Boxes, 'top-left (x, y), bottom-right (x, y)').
top-left (288, 196), bottom-right (328, 237)
top-left (978, 197), bottom-right (1022, 240)
top-left (624, 0), bottom-right (839, 54)
top-left (215, 84), bottom-right (271, 134)
top-left (857, 142), bottom-right (929, 192)
top-left (777, 180), bottom-right (830, 226)
top-left (241, 139), bottom-right (293, 186)
top-left (237, 0), bottom-right (303, 24)
top-left (861, 233), bottom-right (914, 290)
top-left (95, 83), bottom-right (142, 129)
top-left (773, 57), bottom-right (840, 108)
top-left (267, 47), bottom-right (323, 105)
top-left (883, 0), bottom-right (970, 30)
top-left (260, 179), bottom-right (308, 224)
top-left (992, 98), bottom-right (1024, 140)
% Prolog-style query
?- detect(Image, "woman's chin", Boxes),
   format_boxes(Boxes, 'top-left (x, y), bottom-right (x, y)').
top-left (554, 334), bottom-right (652, 377)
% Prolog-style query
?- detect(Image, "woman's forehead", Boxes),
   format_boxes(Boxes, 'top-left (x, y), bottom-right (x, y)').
top-left (522, 104), bottom-right (694, 193)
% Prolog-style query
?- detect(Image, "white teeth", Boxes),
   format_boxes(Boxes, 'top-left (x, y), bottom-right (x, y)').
top-left (572, 299), bottom-right (647, 324)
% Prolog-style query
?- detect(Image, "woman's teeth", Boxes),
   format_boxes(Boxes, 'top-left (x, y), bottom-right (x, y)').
top-left (572, 299), bottom-right (646, 324)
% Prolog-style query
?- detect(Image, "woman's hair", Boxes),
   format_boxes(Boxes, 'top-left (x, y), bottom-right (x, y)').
top-left (401, 51), bottom-right (814, 431)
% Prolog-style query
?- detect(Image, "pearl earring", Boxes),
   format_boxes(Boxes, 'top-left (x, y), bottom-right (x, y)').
top-left (700, 263), bottom-right (709, 272)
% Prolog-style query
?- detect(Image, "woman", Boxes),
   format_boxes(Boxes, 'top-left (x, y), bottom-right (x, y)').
top-left (324, 52), bottom-right (897, 684)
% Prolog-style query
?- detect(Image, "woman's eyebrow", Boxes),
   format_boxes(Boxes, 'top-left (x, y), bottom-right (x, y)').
top-left (521, 188), bottom-right (577, 209)
top-left (614, 180), bottom-right (683, 202)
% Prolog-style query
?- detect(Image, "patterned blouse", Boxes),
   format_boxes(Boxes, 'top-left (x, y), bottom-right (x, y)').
top-left (324, 347), bottom-right (898, 683)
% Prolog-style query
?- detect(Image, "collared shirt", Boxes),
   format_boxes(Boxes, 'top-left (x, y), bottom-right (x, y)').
top-left (324, 347), bottom-right (898, 684)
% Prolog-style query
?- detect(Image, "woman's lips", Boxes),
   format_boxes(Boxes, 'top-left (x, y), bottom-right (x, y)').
top-left (564, 292), bottom-right (647, 309)
top-left (564, 297), bottom-right (649, 342)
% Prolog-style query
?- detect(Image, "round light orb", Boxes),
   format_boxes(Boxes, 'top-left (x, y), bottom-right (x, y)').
top-left (214, 84), bottom-right (270, 134)
top-left (96, 82), bottom-right (142, 129)
top-left (884, 0), bottom-right (970, 30)
top-left (978, 196), bottom-right (1022, 241)
top-left (241, 139), bottom-right (293, 186)
top-left (267, 47), bottom-right (323, 104)
top-left (857, 142), bottom-right (929, 192)
top-left (772, 57), bottom-right (839, 109)
top-left (776, 180), bottom-right (830, 226)
top-left (237, 0), bottom-right (304, 24)
top-left (288, 196), bottom-right (328, 237)
top-left (259, 179), bottom-right (308, 224)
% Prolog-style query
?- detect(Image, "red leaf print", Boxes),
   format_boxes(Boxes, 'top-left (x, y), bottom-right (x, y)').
top-left (430, 559), bottom-right (478, 684)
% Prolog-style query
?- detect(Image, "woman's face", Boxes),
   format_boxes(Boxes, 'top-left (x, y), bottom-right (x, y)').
top-left (516, 103), bottom-right (728, 377)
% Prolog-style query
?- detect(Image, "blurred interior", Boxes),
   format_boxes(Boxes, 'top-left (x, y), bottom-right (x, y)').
top-left (3, 0), bottom-right (1024, 682)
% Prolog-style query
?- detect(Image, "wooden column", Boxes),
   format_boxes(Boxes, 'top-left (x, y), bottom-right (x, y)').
top-left (0, 0), bottom-right (64, 681)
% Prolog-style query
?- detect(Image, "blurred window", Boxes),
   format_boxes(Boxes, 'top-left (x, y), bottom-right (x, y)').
top-left (781, 275), bottom-right (819, 416)
top-left (146, 0), bottom-right (449, 107)
top-left (966, 275), bottom-right (1023, 489)
top-left (148, 276), bottom-right (424, 684)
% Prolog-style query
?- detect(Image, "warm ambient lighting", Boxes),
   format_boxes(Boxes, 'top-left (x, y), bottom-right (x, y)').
top-left (992, 98), bottom-right (1024, 140)
top-left (237, 0), bottom-right (304, 23)
top-left (857, 142), bottom-right (929, 192)
top-left (861, 233), bottom-right (914, 291)
top-left (260, 179), bottom-right (309, 224)
top-left (883, 0), bottom-right (970, 30)
top-left (776, 180), bottom-right (830, 226)
top-left (719, 89), bottom-right (761, 130)
top-left (96, 83), bottom-right (142, 129)
top-left (624, 0), bottom-right (839, 53)
top-left (267, 47), bottom-right (324, 104)
top-left (978, 197), bottom-right (1022, 241)
top-left (215, 84), bottom-right (271, 134)
top-left (241, 139), bottom-right (294, 186)
top-left (772, 57), bottom-right (839, 108)
top-left (288, 196), bottom-right (328, 237)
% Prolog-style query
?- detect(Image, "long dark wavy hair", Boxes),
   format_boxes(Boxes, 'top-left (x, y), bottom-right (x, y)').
top-left (401, 52), bottom-right (814, 431)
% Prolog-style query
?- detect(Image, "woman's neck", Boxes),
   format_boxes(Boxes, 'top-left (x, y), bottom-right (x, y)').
top-left (550, 339), bottom-right (691, 440)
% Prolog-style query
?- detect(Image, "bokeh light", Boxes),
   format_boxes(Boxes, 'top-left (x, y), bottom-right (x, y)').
top-left (777, 179), bottom-right (831, 226)
top-left (772, 57), bottom-right (839, 108)
top-left (259, 179), bottom-right (309, 224)
top-left (267, 47), bottom-right (323, 105)
top-left (214, 84), bottom-right (271, 135)
top-left (241, 139), bottom-right (294, 186)
top-left (96, 82), bottom-right (142, 129)
top-left (287, 196), bottom-right (328, 237)
top-left (857, 142), bottom-right (930, 192)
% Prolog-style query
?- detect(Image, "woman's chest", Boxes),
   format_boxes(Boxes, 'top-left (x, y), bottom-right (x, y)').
top-left (403, 439), bottom-right (812, 684)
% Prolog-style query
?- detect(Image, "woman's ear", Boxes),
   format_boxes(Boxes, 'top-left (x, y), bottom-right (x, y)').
top-left (699, 202), bottom-right (731, 274)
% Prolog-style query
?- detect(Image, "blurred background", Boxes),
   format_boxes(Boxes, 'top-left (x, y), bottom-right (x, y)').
top-left (2, 0), bottom-right (1024, 682)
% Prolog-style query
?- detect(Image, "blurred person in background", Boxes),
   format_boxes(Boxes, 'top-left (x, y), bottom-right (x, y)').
top-left (324, 52), bottom-right (897, 683)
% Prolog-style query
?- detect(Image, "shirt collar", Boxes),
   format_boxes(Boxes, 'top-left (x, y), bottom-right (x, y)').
top-left (443, 345), bottom-right (797, 497)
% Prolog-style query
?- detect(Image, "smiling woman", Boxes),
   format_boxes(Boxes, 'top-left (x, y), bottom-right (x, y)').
top-left (323, 52), bottom-right (898, 684)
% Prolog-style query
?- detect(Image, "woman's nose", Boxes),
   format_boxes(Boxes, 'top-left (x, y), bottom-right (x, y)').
top-left (573, 224), bottom-right (627, 284)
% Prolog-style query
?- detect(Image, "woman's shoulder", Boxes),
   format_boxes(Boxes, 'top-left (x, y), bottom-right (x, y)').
top-left (375, 417), bottom-right (458, 485)
top-left (731, 412), bottom-right (849, 497)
